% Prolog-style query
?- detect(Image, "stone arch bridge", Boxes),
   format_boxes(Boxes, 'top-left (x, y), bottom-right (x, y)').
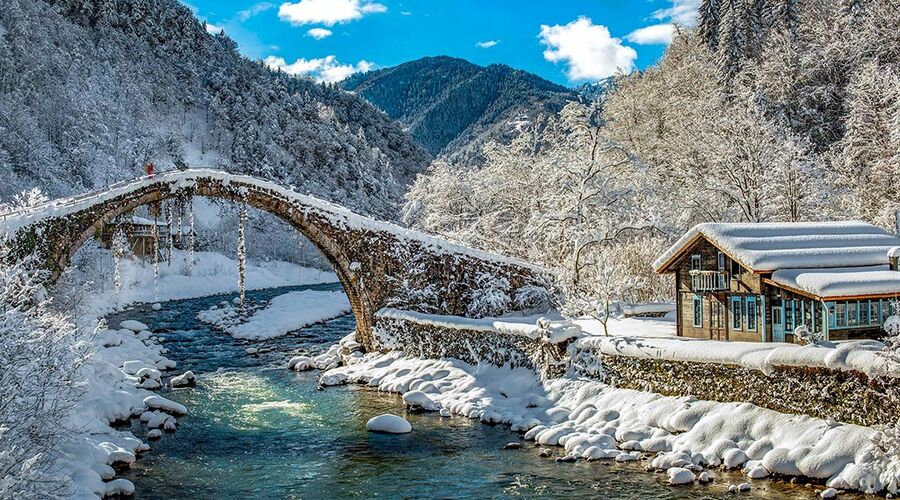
top-left (0, 169), bottom-right (548, 349)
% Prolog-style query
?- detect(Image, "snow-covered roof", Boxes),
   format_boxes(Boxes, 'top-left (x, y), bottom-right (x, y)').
top-left (769, 265), bottom-right (900, 299)
top-left (654, 222), bottom-right (900, 273)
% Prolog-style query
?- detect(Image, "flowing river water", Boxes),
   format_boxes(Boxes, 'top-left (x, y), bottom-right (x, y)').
top-left (111, 284), bottom-right (835, 499)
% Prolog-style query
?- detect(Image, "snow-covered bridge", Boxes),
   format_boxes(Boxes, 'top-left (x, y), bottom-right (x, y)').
top-left (0, 169), bottom-right (547, 349)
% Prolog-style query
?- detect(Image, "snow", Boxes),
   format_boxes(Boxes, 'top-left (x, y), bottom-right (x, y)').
top-left (321, 351), bottom-right (899, 494)
top-left (119, 320), bottom-right (149, 332)
top-left (90, 249), bottom-right (338, 310)
top-left (288, 356), bottom-right (314, 371)
top-left (771, 265), bottom-right (900, 298)
top-left (377, 308), bottom-right (581, 343)
top-left (654, 222), bottom-right (900, 272)
top-left (170, 371), bottom-right (196, 387)
top-left (0, 169), bottom-right (543, 272)
top-left (667, 467), bottom-right (696, 485)
top-left (198, 290), bottom-right (350, 340)
top-left (365, 414), bottom-right (412, 434)
top-left (622, 302), bottom-right (676, 316)
top-left (143, 395), bottom-right (188, 415)
top-left (576, 334), bottom-right (894, 377)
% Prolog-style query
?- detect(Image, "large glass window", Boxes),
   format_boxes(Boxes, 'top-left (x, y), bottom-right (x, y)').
top-left (785, 300), bottom-right (794, 332)
top-left (692, 295), bottom-right (703, 327)
top-left (731, 297), bottom-right (743, 330)
top-left (872, 301), bottom-right (882, 324)
top-left (848, 302), bottom-right (859, 326)
top-left (836, 303), bottom-right (847, 328)
top-left (691, 254), bottom-right (701, 271)
top-left (718, 252), bottom-right (726, 271)
top-left (747, 297), bottom-right (757, 331)
top-left (860, 301), bottom-right (870, 325)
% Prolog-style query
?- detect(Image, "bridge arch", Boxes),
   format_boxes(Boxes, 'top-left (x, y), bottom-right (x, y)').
top-left (1, 170), bottom-right (547, 349)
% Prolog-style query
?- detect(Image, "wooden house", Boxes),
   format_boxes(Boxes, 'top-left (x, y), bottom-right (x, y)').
top-left (99, 216), bottom-right (174, 259)
top-left (653, 222), bottom-right (900, 343)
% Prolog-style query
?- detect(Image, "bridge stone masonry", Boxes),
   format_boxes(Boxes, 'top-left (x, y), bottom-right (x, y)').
top-left (0, 169), bottom-right (551, 351)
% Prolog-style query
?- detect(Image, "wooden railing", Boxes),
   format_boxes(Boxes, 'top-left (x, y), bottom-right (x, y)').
top-left (689, 270), bottom-right (729, 291)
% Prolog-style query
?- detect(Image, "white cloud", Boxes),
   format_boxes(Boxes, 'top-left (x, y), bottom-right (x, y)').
top-left (277, 0), bottom-right (387, 26)
top-left (476, 40), bottom-right (499, 49)
top-left (652, 0), bottom-right (700, 27)
top-left (205, 22), bottom-right (224, 34)
top-left (539, 17), bottom-right (637, 82)
top-left (626, 23), bottom-right (675, 45)
top-left (264, 55), bottom-right (374, 82)
top-left (307, 28), bottom-right (333, 39)
top-left (238, 2), bottom-right (275, 21)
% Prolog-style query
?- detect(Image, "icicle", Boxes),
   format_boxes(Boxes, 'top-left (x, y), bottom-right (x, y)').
top-left (237, 203), bottom-right (247, 307)
top-left (188, 198), bottom-right (195, 275)
top-left (176, 198), bottom-right (184, 252)
top-left (151, 218), bottom-right (160, 303)
top-left (112, 228), bottom-right (125, 306)
top-left (166, 201), bottom-right (174, 267)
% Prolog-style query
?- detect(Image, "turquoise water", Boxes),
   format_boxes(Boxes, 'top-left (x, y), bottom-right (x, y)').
top-left (114, 285), bottom-right (820, 499)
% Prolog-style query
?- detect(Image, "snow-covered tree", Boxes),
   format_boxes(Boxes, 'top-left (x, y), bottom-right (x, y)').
top-left (0, 246), bottom-right (92, 497)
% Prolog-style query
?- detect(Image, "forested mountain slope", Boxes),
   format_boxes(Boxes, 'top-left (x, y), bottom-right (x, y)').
top-left (342, 56), bottom-right (579, 165)
top-left (0, 0), bottom-right (431, 219)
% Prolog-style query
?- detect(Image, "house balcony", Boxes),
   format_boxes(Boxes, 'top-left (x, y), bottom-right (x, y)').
top-left (689, 270), bottom-right (729, 291)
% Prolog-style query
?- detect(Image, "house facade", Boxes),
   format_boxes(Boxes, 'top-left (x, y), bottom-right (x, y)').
top-left (654, 222), bottom-right (900, 343)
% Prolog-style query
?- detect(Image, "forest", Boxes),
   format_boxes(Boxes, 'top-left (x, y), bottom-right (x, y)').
top-left (403, 0), bottom-right (900, 312)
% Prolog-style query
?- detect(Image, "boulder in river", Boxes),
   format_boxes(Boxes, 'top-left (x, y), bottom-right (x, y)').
top-left (366, 414), bottom-right (412, 434)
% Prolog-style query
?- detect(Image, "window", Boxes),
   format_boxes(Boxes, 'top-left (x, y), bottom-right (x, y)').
top-left (692, 295), bottom-right (703, 327)
top-left (836, 303), bottom-right (847, 328)
top-left (717, 252), bottom-right (726, 271)
top-left (848, 302), bottom-right (859, 326)
top-left (731, 296), bottom-right (743, 330)
top-left (747, 297), bottom-right (757, 331)
top-left (691, 254), bottom-right (701, 271)
top-left (871, 301), bottom-right (882, 324)
top-left (731, 259), bottom-right (742, 278)
top-left (860, 301), bottom-right (870, 325)
top-left (785, 300), bottom-right (794, 332)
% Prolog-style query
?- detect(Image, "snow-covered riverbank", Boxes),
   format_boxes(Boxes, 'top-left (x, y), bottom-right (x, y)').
top-left (56, 250), bottom-right (339, 498)
top-left (320, 350), bottom-right (899, 496)
top-left (198, 290), bottom-right (351, 340)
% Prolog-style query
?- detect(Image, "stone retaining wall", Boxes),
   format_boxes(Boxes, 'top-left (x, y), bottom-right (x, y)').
top-left (372, 314), bottom-right (571, 379)
top-left (575, 347), bottom-right (900, 427)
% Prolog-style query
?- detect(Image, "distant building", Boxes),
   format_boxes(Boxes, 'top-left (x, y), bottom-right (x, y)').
top-left (100, 215), bottom-right (180, 259)
top-left (654, 222), bottom-right (900, 343)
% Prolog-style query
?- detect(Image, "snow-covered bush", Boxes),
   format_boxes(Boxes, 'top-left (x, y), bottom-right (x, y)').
top-left (793, 324), bottom-right (822, 346)
top-left (514, 284), bottom-right (551, 312)
top-left (465, 272), bottom-right (511, 317)
top-left (0, 247), bottom-right (92, 497)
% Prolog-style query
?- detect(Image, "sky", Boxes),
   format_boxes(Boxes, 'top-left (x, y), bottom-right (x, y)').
top-left (183, 0), bottom-right (700, 87)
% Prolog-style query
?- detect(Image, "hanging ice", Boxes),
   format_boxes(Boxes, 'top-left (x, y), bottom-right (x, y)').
top-left (112, 227), bottom-right (126, 305)
top-left (237, 204), bottom-right (247, 307)
top-left (188, 199), bottom-right (195, 275)
top-left (151, 217), bottom-right (159, 303)
top-left (166, 201), bottom-right (174, 267)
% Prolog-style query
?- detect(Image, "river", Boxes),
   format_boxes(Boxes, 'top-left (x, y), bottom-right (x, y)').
top-left (111, 284), bottom-right (828, 499)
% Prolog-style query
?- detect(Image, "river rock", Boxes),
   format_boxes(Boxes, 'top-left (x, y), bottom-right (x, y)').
top-left (288, 356), bottom-right (314, 371)
top-left (143, 395), bottom-right (187, 415)
top-left (171, 371), bottom-right (196, 387)
top-left (366, 414), bottom-right (412, 434)
top-left (120, 320), bottom-right (149, 332)
top-left (152, 303), bottom-right (162, 310)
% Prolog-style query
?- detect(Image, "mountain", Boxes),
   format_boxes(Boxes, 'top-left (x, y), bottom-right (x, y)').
top-left (342, 56), bottom-right (580, 165)
top-left (0, 0), bottom-right (430, 220)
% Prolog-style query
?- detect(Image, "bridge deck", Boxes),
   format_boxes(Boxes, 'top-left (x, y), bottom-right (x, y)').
top-left (0, 169), bottom-right (542, 271)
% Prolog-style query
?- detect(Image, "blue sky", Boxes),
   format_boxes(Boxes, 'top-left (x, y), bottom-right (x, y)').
top-left (184, 0), bottom-right (699, 87)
